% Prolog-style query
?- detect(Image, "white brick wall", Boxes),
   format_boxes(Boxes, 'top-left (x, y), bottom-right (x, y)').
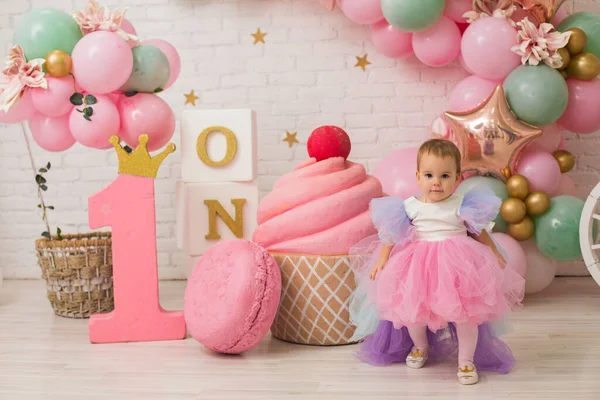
top-left (1, 0), bottom-right (599, 279)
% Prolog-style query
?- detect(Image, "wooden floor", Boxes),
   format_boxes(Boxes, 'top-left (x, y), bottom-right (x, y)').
top-left (1, 277), bottom-right (600, 399)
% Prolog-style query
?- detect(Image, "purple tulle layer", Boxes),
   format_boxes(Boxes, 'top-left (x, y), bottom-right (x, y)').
top-left (355, 321), bottom-right (515, 374)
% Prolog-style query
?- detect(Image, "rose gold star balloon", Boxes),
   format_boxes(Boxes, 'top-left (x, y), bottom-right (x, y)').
top-left (512, 0), bottom-right (567, 24)
top-left (443, 85), bottom-right (542, 182)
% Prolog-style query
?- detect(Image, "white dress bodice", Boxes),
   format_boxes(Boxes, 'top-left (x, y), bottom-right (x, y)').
top-left (404, 194), bottom-right (467, 242)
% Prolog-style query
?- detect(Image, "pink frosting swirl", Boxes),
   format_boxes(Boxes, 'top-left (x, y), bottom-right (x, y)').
top-left (252, 157), bottom-right (383, 255)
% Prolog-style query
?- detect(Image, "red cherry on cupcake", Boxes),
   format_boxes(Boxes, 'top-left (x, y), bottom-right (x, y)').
top-left (307, 125), bottom-right (351, 161)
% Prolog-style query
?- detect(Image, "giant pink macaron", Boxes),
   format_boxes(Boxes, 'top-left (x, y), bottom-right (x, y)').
top-left (184, 239), bottom-right (281, 354)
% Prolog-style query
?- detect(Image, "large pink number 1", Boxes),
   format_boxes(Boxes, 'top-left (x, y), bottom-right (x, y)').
top-left (87, 136), bottom-right (186, 343)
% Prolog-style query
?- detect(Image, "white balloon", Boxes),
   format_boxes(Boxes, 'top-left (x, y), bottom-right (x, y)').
top-left (521, 239), bottom-right (557, 294)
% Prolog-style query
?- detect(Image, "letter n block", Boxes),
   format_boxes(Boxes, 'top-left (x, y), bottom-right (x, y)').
top-left (176, 181), bottom-right (259, 256)
top-left (180, 109), bottom-right (257, 183)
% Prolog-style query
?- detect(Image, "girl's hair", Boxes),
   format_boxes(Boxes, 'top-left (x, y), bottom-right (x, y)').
top-left (417, 138), bottom-right (462, 174)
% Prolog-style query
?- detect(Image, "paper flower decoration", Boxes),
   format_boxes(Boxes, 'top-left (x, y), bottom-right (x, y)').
top-left (0, 45), bottom-right (47, 112)
top-left (72, 0), bottom-right (139, 44)
top-left (511, 17), bottom-right (571, 68)
top-left (464, 0), bottom-right (518, 26)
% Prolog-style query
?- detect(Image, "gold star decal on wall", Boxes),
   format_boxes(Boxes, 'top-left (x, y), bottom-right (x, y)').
top-left (283, 131), bottom-right (299, 148)
top-left (355, 54), bottom-right (371, 71)
top-left (251, 28), bottom-right (267, 44)
top-left (184, 90), bottom-right (199, 106)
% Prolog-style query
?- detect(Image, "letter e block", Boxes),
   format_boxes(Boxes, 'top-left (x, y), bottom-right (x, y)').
top-left (180, 109), bottom-right (257, 183)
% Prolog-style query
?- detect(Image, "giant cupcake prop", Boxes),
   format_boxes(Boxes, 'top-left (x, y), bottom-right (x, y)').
top-left (253, 126), bottom-right (383, 345)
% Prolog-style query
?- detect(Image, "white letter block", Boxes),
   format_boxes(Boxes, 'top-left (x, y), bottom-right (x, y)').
top-left (176, 181), bottom-right (259, 256)
top-left (180, 109), bottom-right (257, 183)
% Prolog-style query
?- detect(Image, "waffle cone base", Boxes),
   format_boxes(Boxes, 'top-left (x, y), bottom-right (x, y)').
top-left (269, 253), bottom-right (358, 346)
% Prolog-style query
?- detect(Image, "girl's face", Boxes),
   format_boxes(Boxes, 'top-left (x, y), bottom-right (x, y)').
top-left (416, 152), bottom-right (460, 203)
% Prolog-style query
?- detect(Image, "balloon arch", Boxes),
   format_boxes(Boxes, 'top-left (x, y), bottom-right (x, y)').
top-left (2, 0), bottom-right (600, 293)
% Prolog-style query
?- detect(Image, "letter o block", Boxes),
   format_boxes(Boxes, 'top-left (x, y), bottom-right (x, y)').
top-left (181, 109), bottom-right (257, 183)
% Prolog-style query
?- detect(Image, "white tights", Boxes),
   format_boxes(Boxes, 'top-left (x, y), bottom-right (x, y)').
top-left (407, 323), bottom-right (479, 366)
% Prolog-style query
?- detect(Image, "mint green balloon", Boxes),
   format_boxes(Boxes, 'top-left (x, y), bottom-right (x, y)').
top-left (13, 8), bottom-right (83, 61)
top-left (533, 196), bottom-right (584, 262)
top-left (455, 176), bottom-right (509, 233)
top-left (120, 45), bottom-right (170, 94)
top-left (380, 0), bottom-right (446, 32)
top-left (503, 64), bottom-right (569, 126)
top-left (557, 12), bottom-right (600, 60)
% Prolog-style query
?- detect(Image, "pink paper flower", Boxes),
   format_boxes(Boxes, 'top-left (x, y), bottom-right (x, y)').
top-left (0, 45), bottom-right (47, 112)
top-left (463, 0), bottom-right (517, 26)
top-left (510, 17), bottom-right (571, 68)
top-left (72, 0), bottom-right (139, 44)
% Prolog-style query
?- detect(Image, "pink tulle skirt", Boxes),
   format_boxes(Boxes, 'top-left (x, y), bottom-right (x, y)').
top-left (350, 234), bottom-right (525, 332)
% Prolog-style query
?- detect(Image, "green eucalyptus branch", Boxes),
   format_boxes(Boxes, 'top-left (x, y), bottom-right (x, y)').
top-left (35, 162), bottom-right (62, 240)
top-left (70, 92), bottom-right (97, 121)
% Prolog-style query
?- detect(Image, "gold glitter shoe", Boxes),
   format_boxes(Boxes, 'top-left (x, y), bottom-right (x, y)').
top-left (457, 363), bottom-right (479, 385)
top-left (405, 347), bottom-right (428, 369)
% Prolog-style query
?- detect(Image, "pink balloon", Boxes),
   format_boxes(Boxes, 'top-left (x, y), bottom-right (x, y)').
top-left (143, 39), bottom-right (181, 89)
top-left (373, 147), bottom-right (422, 198)
top-left (557, 78), bottom-right (600, 134)
top-left (120, 18), bottom-right (137, 36)
top-left (120, 18), bottom-right (138, 48)
top-left (338, 0), bottom-right (384, 25)
top-left (118, 94), bottom-right (176, 152)
top-left (551, 7), bottom-right (568, 25)
top-left (458, 53), bottom-right (474, 74)
top-left (557, 134), bottom-right (566, 150)
top-left (449, 75), bottom-right (498, 112)
top-left (528, 123), bottom-right (562, 153)
top-left (443, 0), bottom-right (472, 23)
top-left (106, 91), bottom-right (125, 106)
top-left (491, 232), bottom-right (527, 279)
top-left (31, 75), bottom-right (75, 117)
top-left (555, 174), bottom-right (577, 197)
top-left (371, 20), bottom-right (413, 59)
top-left (29, 113), bottom-right (76, 152)
top-left (69, 94), bottom-right (120, 149)
top-left (461, 17), bottom-right (521, 80)
top-left (412, 16), bottom-right (461, 67)
top-left (0, 89), bottom-right (36, 124)
top-left (431, 115), bottom-right (454, 141)
top-left (515, 150), bottom-right (561, 195)
top-left (71, 31), bottom-right (134, 94)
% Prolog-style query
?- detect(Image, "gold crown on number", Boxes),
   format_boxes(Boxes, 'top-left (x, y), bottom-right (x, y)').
top-left (109, 134), bottom-right (176, 179)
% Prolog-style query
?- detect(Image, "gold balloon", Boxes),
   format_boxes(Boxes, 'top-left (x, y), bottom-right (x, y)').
top-left (508, 215), bottom-right (535, 241)
top-left (512, 0), bottom-right (567, 24)
top-left (501, 166), bottom-right (512, 180)
top-left (45, 50), bottom-right (72, 77)
top-left (506, 174), bottom-right (530, 200)
top-left (557, 47), bottom-right (570, 70)
top-left (566, 52), bottom-right (600, 81)
top-left (560, 70), bottom-right (568, 79)
top-left (552, 149), bottom-right (575, 173)
top-left (525, 191), bottom-right (550, 215)
top-left (444, 86), bottom-right (542, 183)
top-left (500, 198), bottom-right (527, 223)
top-left (565, 28), bottom-right (588, 56)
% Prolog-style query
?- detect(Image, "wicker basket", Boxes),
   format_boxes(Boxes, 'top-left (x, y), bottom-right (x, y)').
top-left (35, 232), bottom-right (114, 319)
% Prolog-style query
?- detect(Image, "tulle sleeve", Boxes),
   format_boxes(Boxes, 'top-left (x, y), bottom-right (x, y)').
top-left (369, 196), bottom-right (415, 246)
top-left (458, 184), bottom-right (502, 235)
